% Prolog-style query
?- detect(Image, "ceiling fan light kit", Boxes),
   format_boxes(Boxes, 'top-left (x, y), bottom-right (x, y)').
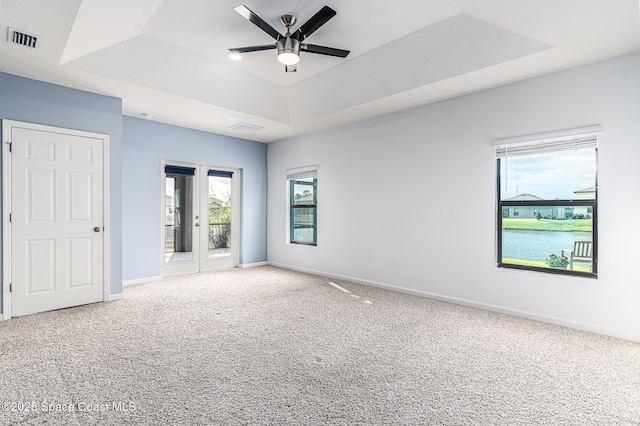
top-left (277, 36), bottom-right (300, 65)
top-left (228, 5), bottom-right (350, 72)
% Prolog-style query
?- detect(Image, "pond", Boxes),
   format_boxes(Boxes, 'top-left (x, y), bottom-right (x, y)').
top-left (502, 230), bottom-right (591, 262)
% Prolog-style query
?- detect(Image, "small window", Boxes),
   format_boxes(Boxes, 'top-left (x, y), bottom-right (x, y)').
top-left (286, 166), bottom-right (318, 246)
top-left (495, 127), bottom-right (599, 277)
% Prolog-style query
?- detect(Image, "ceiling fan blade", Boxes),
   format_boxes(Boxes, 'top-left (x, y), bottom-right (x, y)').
top-left (228, 44), bottom-right (276, 54)
top-left (234, 5), bottom-right (282, 40)
top-left (301, 44), bottom-right (350, 58)
top-left (293, 6), bottom-right (336, 40)
top-left (285, 64), bottom-right (297, 73)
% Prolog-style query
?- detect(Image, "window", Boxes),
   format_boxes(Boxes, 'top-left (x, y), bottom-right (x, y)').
top-left (287, 166), bottom-right (318, 245)
top-left (495, 127), bottom-right (599, 277)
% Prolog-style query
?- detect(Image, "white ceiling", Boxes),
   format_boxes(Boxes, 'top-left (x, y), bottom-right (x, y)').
top-left (0, 0), bottom-right (638, 142)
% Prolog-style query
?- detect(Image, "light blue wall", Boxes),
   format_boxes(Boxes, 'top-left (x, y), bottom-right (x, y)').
top-left (0, 71), bottom-right (267, 311)
top-left (0, 72), bottom-right (123, 312)
top-left (122, 117), bottom-right (267, 281)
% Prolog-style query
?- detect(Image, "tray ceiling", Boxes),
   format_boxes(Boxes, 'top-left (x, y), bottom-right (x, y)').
top-left (0, 0), bottom-right (638, 142)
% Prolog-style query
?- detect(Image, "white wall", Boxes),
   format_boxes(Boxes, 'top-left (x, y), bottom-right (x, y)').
top-left (267, 53), bottom-right (640, 341)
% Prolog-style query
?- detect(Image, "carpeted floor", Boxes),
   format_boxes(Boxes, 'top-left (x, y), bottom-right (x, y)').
top-left (0, 266), bottom-right (638, 425)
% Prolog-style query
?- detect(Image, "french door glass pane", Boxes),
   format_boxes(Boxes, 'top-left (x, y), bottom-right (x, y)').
top-left (165, 173), bottom-right (194, 263)
top-left (208, 173), bottom-right (232, 258)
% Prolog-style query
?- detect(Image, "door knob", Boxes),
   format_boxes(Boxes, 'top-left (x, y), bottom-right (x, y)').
top-left (93, 227), bottom-right (101, 232)
top-left (195, 223), bottom-right (200, 227)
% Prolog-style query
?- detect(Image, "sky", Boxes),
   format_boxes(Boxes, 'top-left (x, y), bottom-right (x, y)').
top-left (499, 148), bottom-right (596, 200)
top-left (208, 176), bottom-right (231, 202)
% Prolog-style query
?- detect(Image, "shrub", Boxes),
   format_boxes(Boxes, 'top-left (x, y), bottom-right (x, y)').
top-left (546, 253), bottom-right (569, 268)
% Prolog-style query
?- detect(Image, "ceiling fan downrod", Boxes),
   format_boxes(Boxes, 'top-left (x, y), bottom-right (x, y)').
top-left (277, 15), bottom-right (300, 65)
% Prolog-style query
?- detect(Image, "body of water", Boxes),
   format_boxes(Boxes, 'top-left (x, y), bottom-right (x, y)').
top-left (502, 230), bottom-right (591, 262)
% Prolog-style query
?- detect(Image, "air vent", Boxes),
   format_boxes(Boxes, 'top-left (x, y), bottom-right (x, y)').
top-left (227, 122), bottom-right (265, 133)
top-left (8, 27), bottom-right (39, 49)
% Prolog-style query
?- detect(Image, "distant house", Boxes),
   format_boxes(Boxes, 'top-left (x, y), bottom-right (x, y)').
top-left (574, 186), bottom-right (596, 199)
top-left (572, 186), bottom-right (595, 217)
top-left (294, 190), bottom-right (314, 204)
top-left (209, 195), bottom-right (225, 209)
top-left (501, 193), bottom-right (569, 219)
top-left (208, 196), bottom-right (227, 219)
top-left (165, 195), bottom-right (174, 224)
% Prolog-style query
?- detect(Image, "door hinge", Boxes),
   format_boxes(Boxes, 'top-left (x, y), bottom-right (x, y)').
top-left (9, 283), bottom-right (12, 293)
top-left (8, 142), bottom-right (12, 153)
top-left (9, 213), bottom-right (11, 223)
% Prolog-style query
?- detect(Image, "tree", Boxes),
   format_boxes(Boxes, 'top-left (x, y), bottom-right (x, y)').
top-left (208, 201), bottom-right (231, 249)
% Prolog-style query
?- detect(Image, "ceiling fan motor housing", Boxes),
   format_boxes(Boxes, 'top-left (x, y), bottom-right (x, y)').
top-left (277, 37), bottom-right (300, 64)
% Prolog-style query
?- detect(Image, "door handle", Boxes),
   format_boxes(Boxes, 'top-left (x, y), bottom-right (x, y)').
top-left (93, 227), bottom-right (101, 232)
top-left (195, 223), bottom-right (200, 227)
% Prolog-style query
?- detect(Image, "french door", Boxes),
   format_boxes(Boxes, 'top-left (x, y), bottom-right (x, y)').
top-left (161, 162), bottom-right (239, 276)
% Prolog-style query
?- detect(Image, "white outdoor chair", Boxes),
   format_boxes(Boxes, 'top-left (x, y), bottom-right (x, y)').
top-left (562, 241), bottom-right (592, 270)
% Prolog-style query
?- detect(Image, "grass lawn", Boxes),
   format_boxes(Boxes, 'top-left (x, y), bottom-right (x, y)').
top-left (502, 218), bottom-right (592, 232)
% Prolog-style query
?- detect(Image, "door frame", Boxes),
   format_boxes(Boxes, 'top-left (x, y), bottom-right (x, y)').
top-left (160, 160), bottom-right (240, 277)
top-left (2, 120), bottom-right (110, 320)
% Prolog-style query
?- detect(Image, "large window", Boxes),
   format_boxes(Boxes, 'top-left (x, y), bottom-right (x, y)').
top-left (287, 166), bottom-right (318, 246)
top-left (495, 127), bottom-right (599, 277)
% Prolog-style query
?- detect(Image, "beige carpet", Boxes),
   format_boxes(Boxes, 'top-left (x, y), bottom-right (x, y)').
top-left (0, 266), bottom-right (638, 425)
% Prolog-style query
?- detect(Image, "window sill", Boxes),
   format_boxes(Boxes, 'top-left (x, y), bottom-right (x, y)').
top-left (498, 263), bottom-right (597, 279)
top-left (287, 242), bottom-right (317, 248)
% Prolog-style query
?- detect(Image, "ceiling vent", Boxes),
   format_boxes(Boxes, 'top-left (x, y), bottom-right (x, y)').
top-left (7, 27), bottom-right (39, 49)
top-left (227, 122), bottom-right (265, 133)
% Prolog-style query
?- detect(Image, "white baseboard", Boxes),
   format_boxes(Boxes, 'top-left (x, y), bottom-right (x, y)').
top-left (268, 261), bottom-right (640, 343)
top-left (123, 276), bottom-right (162, 287)
top-left (239, 261), bottom-right (268, 269)
top-left (108, 293), bottom-right (124, 301)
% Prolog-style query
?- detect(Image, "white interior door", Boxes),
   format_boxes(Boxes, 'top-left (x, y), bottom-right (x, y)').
top-left (6, 122), bottom-right (106, 317)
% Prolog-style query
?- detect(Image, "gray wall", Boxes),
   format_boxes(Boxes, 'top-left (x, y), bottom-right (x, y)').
top-left (0, 72), bottom-right (123, 311)
top-left (122, 117), bottom-right (267, 281)
top-left (267, 53), bottom-right (640, 340)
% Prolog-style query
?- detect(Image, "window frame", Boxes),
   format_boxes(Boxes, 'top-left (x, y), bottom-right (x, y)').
top-left (288, 174), bottom-right (318, 246)
top-left (494, 127), bottom-right (600, 278)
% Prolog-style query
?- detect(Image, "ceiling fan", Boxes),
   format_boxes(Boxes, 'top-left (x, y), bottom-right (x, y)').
top-left (228, 5), bottom-right (350, 72)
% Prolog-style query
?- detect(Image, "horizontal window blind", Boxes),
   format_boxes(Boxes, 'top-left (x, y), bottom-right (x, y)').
top-left (286, 165), bottom-right (318, 180)
top-left (165, 165), bottom-right (196, 175)
top-left (208, 169), bottom-right (233, 178)
top-left (494, 126), bottom-right (600, 158)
